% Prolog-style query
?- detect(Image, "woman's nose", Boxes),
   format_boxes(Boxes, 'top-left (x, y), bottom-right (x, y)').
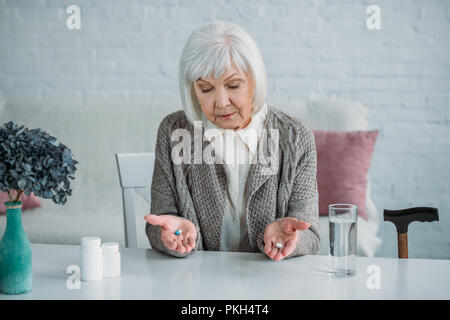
top-left (214, 88), bottom-right (231, 108)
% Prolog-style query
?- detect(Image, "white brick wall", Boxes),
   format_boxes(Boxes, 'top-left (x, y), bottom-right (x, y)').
top-left (0, 0), bottom-right (449, 259)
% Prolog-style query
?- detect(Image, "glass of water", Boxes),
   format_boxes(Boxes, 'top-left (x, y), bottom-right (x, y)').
top-left (328, 204), bottom-right (357, 277)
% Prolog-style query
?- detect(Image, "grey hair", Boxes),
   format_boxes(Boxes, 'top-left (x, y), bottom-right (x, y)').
top-left (179, 20), bottom-right (267, 125)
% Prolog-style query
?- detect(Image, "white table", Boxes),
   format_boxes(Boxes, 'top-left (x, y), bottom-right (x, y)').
top-left (1, 243), bottom-right (449, 300)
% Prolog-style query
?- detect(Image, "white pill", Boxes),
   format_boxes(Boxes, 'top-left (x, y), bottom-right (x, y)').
top-left (275, 242), bottom-right (283, 249)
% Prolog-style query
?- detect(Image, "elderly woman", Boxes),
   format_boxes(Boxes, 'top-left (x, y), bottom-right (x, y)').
top-left (144, 21), bottom-right (320, 262)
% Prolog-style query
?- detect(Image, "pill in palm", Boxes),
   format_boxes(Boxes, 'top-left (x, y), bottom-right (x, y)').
top-left (174, 229), bottom-right (182, 236)
top-left (275, 242), bottom-right (283, 248)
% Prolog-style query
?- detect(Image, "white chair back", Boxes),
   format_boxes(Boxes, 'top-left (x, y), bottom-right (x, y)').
top-left (115, 152), bottom-right (155, 248)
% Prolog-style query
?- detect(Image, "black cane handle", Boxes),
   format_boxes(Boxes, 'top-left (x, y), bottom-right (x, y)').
top-left (384, 207), bottom-right (439, 234)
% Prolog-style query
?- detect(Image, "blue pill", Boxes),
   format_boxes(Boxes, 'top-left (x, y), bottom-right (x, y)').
top-left (175, 230), bottom-right (181, 235)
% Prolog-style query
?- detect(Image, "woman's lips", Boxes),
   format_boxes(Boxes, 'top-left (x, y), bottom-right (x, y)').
top-left (219, 112), bottom-right (235, 119)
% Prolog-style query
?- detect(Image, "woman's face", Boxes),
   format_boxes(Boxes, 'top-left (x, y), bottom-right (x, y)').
top-left (194, 63), bottom-right (254, 130)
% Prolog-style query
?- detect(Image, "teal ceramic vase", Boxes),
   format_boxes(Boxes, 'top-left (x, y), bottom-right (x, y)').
top-left (0, 201), bottom-right (32, 294)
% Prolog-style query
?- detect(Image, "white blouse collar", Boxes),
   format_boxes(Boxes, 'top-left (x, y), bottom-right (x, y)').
top-left (201, 103), bottom-right (268, 158)
top-left (202, 103), bottom-right (268, 142)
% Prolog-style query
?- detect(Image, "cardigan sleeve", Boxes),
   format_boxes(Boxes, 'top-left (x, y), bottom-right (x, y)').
top-left (145, 116), bottom-right (203, 258)
top-left (256, 126), bottom-right (320, 258)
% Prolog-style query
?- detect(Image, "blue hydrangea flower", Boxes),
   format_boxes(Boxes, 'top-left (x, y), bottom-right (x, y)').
top-left (0, 121), bottom-right (78, 205)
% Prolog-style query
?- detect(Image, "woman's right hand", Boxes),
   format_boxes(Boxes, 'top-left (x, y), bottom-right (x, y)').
top-left (144, 214), bottom-right (197, 254)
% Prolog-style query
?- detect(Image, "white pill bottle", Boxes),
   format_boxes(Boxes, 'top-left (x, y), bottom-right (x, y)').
top-left (101, 242), bottom-right (121, 278)
top-left (80, 237), bottom-right (103, 281)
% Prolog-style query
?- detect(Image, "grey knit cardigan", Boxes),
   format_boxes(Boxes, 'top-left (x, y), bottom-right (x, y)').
top-left (145, 106), bottom-right (320, 259)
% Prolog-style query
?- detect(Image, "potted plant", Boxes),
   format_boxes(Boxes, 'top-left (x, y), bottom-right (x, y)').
top-left (0, 121), bottom-right (78, 294)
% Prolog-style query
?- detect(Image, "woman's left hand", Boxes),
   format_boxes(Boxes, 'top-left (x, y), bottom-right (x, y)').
top-left (263, 217), bottom-right (311, 262)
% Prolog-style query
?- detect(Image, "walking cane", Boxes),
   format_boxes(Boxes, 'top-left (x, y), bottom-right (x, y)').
top-left (384, 207), bottom-right (439, 258)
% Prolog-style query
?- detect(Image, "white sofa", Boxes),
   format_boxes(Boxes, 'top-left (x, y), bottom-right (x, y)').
top-left (0, 99), bottom-right (382, 256)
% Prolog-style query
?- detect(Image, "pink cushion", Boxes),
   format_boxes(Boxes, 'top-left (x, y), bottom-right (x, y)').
top-left (313, 130), bottom-right (379, 220)
top-left (0, 191), bottom-right (42, 214)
